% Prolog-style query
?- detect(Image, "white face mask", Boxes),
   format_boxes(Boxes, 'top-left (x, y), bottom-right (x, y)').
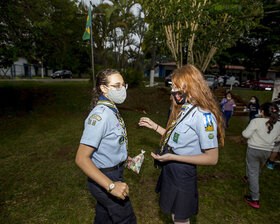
top-left (251, 100), bottom-right (256, 103)
top-left (227, 97), bottom-right (231, 100)
top-left (106, 86), bottom-right (127, 104)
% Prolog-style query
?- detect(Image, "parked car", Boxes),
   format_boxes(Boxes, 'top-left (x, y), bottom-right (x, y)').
top-left (165, 74), bottom-right (172, 86)
top-left (241, 80), bottom-right (255, 88)
top-left (204, 75), bottom-right (218, 90)
top-left (51, 70), bottom-right (72, 79)
top-left (218, 76), bottom-right (240, 87)
top-left (253, 78), bottom-right (274, 91)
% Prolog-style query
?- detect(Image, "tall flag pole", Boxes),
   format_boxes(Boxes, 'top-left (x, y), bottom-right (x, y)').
top-left (82, 2), bottom-right (95, 88)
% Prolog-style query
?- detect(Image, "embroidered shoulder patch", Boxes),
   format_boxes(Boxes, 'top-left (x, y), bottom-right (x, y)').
top-left (88, 119), bottom-right (96, 126)
top-left (91, 114), bottom-right (102, 121)
top-left (173, 132), bottom-right (180, 143)
top-left (88, 114), bottom-right (102, 126)
top-left (203, 113), bottom-right (214, 132)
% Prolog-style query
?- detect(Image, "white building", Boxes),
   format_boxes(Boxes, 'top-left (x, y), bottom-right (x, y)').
top-left (0, 57), bottom-right (53, 78)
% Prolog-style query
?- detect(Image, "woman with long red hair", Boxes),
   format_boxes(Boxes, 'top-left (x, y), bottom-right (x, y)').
top-left (139, 65), bottom-right (225, 224)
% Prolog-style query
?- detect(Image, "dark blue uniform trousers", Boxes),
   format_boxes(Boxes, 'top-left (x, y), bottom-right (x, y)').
top-left (87, 165), bottom-right (137, 224)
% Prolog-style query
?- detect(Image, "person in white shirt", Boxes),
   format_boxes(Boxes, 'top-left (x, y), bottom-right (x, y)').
top-left (266, 93), bottom-right (280, 169)
top-left (242, 102), bottom-right (280, 209)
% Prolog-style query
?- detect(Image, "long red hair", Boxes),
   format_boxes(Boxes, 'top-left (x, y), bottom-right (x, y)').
top-left (161, 65), bottom-right (225, 146)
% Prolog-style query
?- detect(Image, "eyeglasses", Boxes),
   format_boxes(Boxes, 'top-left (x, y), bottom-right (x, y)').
top-left (107, 83), bottom-right (128, 91)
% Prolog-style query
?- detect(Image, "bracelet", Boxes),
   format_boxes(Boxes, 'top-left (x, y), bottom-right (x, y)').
top-left (155, 125), bottom-right (159, 131)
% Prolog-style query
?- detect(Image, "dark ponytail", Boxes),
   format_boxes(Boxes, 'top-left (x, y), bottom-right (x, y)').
top-left (89, 69), bottom-right (120, 111)
top-left (260, 102), bottom-right (279, 133)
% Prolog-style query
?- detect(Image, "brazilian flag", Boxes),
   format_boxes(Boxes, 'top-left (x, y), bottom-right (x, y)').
top-left (82, 7), bottom-right (91, 40)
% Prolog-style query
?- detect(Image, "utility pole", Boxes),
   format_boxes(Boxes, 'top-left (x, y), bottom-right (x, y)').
top-left (88, 1), bottom-right (105, 88)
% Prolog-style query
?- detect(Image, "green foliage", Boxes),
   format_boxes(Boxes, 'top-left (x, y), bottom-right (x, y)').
top-left (141, 0), bottom-right (263, 71)
top-left (216, 0), bottom-right (280, 76)
top-left (91, 0), bottom-right (146, 71)
top-left (0, 1), bottom-right (19, 70)
top-left (0, 0), bottom-right (90, 74)
top-left (232, 89), bottom-right (273, 105)
top-left (0, 0), bottom-right (147, 76)
top-left (123, 68), bottom-right (144, 87)
top-left (199, 0), bottom-right (263, 48)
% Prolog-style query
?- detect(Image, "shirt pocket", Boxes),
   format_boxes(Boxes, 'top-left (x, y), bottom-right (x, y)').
top-left (170, 123), bottom-right (195, 145)
top-left (176, 123), bottom-right (191, 134)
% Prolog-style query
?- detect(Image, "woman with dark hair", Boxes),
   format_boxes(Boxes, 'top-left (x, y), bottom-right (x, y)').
top-left (139, 65), bottom-right (225, 224)
top-left (242, 102), bottom-right (280, 209)
top-left (220, 91), bottom-right (236, 128)
top-left (75, 69), bottom-right (137, 223)
top-left (247, 96), bottom-right (260, 121)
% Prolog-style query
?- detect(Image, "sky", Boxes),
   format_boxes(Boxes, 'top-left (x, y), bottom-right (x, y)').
top-left (82, 0), bottom-right (104, 6)
top-left (81, 0), bottom-right (141, 15)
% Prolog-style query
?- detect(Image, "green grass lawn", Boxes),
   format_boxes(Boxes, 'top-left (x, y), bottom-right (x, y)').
top-left (232, 89), bottom-right (273, 105)
top-left (1, 82), bottom-right (279, 224)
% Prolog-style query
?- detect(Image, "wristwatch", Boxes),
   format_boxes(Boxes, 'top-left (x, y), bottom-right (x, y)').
top-left (108, 182), bottom-right (115, 193)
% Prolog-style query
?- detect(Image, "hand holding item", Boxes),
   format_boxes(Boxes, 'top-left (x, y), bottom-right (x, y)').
top-left (151, 152), bottom-right (173, 163)
top-left (126, 150), bottom-right (145, 174)
top-left (110, 181), bottom-right (129, 200)
top-left (139, 117), bottom-right (157, 130)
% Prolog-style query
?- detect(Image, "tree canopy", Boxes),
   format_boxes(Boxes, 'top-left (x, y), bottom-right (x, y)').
top-left (141, 0), bottom-right (263, 72)
top-left (215, 0), bottom-right (280, 78)
top-left (2, 0), bottom-right (277, 79)
top-left (0, 0), bottom-right (146, 77)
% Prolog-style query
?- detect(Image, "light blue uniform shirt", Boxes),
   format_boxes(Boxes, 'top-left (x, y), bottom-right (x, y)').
top-left (167, 103), bottom-right (218, 155)
top-left (80, 96), bottom-right (128, 169)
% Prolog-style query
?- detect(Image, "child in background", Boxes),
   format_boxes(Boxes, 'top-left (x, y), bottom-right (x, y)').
top-left (220, 92), bottom-right (236, 128)
top-left (266, 93), bottom-right (280, 169)
top-left (248, 96), bottom-right (260, 122)
top-left (242, 102), bottom-right (280, 209)
top-left (266, 142), bottom-right (280, 169)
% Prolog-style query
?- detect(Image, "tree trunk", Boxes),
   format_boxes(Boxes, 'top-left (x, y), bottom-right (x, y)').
top-left (201, 46), bottom-right (218, 73)
top-left (150, 44), bottom-right (156, 86)
top-left (187, 34), bottom-right (195, 65)
top-left (41, 60), bottom-right (44, 78)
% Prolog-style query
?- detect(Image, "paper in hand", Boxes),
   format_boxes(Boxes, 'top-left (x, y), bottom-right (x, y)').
top-left (125, 150), bottom-right (145, 174)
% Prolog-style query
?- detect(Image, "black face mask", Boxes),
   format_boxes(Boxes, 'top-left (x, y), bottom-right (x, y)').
top-left (171, 91), bottom-right (186, 105)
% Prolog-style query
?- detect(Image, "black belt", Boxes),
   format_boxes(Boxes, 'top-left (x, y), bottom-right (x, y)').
top-left (99, 161), bottom-right (125, 173)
